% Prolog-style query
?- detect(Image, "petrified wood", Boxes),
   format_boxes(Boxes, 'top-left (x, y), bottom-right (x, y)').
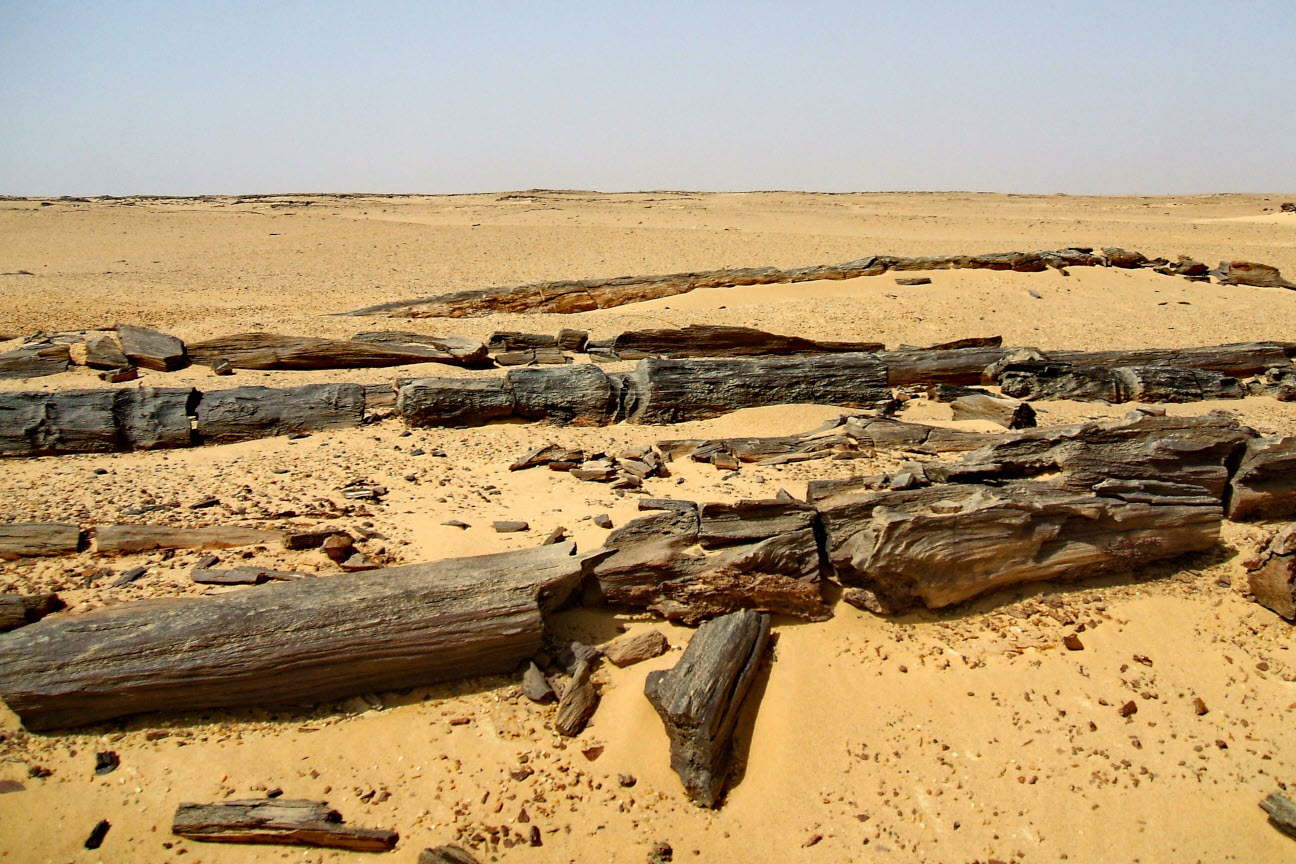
top-left (172, 799), bottom-right (398, 851)
top-left (949, 393), bottom-right (1036, 429)
top-left (93, 525), bottom-right (285, 554)
top-left (601, 324), bottom-right (882, 360)
top-left (1260, 791), bottom-right (1296, 839)
top-left (0, 388), bottom-right (195, 456)
top-left (993, 357), bottom-right (1244, 403)
top-left (0, 541), bottom-right (592, 730)
top-left (507, 365), bottom-right (613, 424)
top-left (1246, 525), bottom-right (1296, 621)
top-left (626, 353), bottom-right (890, 424)
top-left (398, 377), bottom-right (515, 427)
top-left (644, 609), bottom-right (771, 807)
top-left (187, 333), bottom-right (488, 370)
top-left (115, 323), bottom-right (187, 371)
top-left (0, 343), bottom-right (71, 380)
top-left (0, 523), bottom-right (82, 559)
top-left (83, 333), bottom-right (130, 369)
top-left (0, 594), bottom-right (64, 632)
top-left (554, 658), bottom-right (598, 736)
top-left (1212, 261), bottom-right (1296, 290)
top-left (818, 482), bottom-right (1222, 611)
top-left (1229, 437), bottom-right (1296, 521)
top-left (194, 383), bottom-right (365, 443)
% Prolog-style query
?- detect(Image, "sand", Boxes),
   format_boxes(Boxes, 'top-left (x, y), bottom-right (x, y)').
top-left (0, 191), bottom-right (1294, 863)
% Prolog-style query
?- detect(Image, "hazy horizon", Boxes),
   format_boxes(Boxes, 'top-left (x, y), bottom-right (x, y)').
top-left (3, 1), bottom-right (1294, 197)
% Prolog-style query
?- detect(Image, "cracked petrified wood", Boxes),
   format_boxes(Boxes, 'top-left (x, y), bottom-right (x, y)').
top-left (115, 323), bottom-right (187, 371)
top-left (1246, 525), bottom-right (1296, 621)
top-left (991, 354), bottom-right (1246, 403)
top-left (186, 332), bottom-right (488, 370)
top-left (0, 342), bottom-right (71, 380)
top-left (587, 499), bottom-right (827, 623)
top-left (818, 482), bottom-right (1223, 611)
top-left (0, 523), bottom-right (82, 559)
top-left (595, 324), bottom-right (883, 360)
top-left (1229, 437), bottom-right (1296, 522)
top-left (172, 799), bottom-right (398, 851)
top-left (0, 541), bottom-right (593, 730)
top-left (0, 388), bottom-right (195, 456)
top-left (194, 383), bottom-right (366, 443)
top-left (645, 609), bottom-right (771, 808)
top-left (0, 593), bottom-right (64, 632)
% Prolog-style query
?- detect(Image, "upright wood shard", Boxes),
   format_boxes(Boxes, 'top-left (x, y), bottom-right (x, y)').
top-left (1229, 437), bottom-right (1296, 522)
top-left (604, 324), bottom-right (882, 360)
top-left (172, 799), bottom-right (398, 851)
top-left (187, 333), bottom-right (488, 369)
top-left (0, 523), bottom-right (82, 559)
top-left (115, 323), bottom-right (187, 371)
top-left (0, 388), bottom-right (195, 456)
top-left (0, 542), bottom-right (592, 730)
top-left (195, 384), bottom-right (365, 443)
top-left (644, 609), bottom-right (771, 808)
top-left (818, 482), bottom-right (1222, 611)
top-left (627, 353), bottom-right (890, 424)
top-left (0, 343), bottom-right (71, 380)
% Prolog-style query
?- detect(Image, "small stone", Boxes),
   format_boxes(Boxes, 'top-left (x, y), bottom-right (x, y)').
top-left (618, 774), bottom-right (637, 788)
top-left (97, 366), bottom-right (139, 383)
top-left (803, 833), bottom-right (823, 847)
top-left (93, 751), bottom-right (119, 776)
top-left (1193, 697), bottom-right (1208, 715)
top-left (711, 452), bottom-right (740, 471)
top-left (1118, 701), bottom-right (1138, 717)
top-left (581, 746), bottom-right (604, 761)
top-left (448, 715), bottom-right (471, 726)
top-left (521, 662), bottom-right (554, 703)
top-left (492, 521), bottom-right (529, 533)
top-left (528, 826), bottom-right (542, 847)
top-left (339, 553), bottom-right (379, 572)
top-left (442, 520), bottom-right (470, 530)
top-left (322, 534), bottom-right (354, 562)
top-left (649, 841), bottom-right (673, 863)
top-left (211, 358), bottom-right (233, 375)
top-left (895, 277), bottom-right (932, 286)
top-left (84, 820), bottom-right (111, 850)
top-left (509, 766), bottom-right (534, 782)
top-left (542, 526), bottom-right (568, 545)
top-left (593, 514), bottom-right (613, 529)
top-left (1063, 634), bottom-right (1084, 651)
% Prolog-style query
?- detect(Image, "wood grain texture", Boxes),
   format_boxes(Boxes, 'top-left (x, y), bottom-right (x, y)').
top-left (194, 384), bottom-right (365, 443)
top-left (1228, 437), bottom-right (1296, 522)
top-left (172, 799), bottom-right (398, 851)
top-left (644, 609), bottom-right (771, 807)
top-left (0, 541), bottom-right (591, 730)
top-left (115, 323), bottom-right (187, 371)
top-left (0, 343), bottom-right (70, 380)
top-left (0, 523), bottom-right (82, 559)
top-left (187, 332), bottom-right (488, 370)
top-left (0, 593), bottom-right (64, 632)
top-left (602, 324), bottom-right (883, 360)
top-left (0, 388), bottom-right (195, 456)
top-left (93, 524), bottom-right (283, 554)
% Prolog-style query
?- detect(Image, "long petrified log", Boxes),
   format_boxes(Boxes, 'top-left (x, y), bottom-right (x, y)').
top-left (0, 388), bottom-right (195, 456)
top-left (627, 354), bottom-right (890, 424)
top-left (341, 248), bottom-right (1130, 318)
top-left (992, 356), bottom-right (1245, 403)
top-left (1246, 525), bottom-right (1296, 621)
top-left (0, 541), bottom-right (593, 730)
top-left (398, 365), bottom-right (613, 428)
top-left (596, 324), bottom-right (883, 360)
top-left (194, 384), bottom-right (365, 443)
top-left (93, 525), bottom-right (286, 554)
top-left (172, 799), bottom-right (398, 851)
top-left (818, 482), bottom-right (1223, 611)
top-left (644, 609), bottom-right (771, 808)
top-left (587, 499), bottom-right (828, 623)
top-left (1229, 437), bottom-right (1296, 521)
top-left (0, 593), bottom-right (64, 632)
top-left (0, 342), bottom-right (71, 380)
top-left (0, 523), bottom-right (82, 559)
top-left (186, 333), bottom-right (488, 370)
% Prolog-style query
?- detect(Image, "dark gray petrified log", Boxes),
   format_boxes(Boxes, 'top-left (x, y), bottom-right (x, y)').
top-left (0, 388), bottom-right (195, 456)
top-left (93, 524), bottom-right (284, 554)
top-left (949, 393), bottom-right (1036, 429)
top-left (992, 356), bottom-right (1245, 403)
top-left (0, 541), bottom-right (592, 730)
top-left (1228, 437), bottom-right (1296, 521)
top-left (171, 799), bottom-right (398, 851)
top-left (626, 353), bottom-right (890, 424)
top-left (601, 324), bottom-right (883, 360)
top-left (194, 383), bottom-right (365, 443)
top-left (644, 609), bottom-right (771, 808)
top-left (0, 343), bottom-right (71, 380)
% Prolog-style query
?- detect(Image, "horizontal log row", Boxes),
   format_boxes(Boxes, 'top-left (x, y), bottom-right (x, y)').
top-left (342, 249), bottom-right (1296, 318)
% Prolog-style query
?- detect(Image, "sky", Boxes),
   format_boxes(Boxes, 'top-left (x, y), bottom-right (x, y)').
top-left (1, 1), bottom-right (1293, 196)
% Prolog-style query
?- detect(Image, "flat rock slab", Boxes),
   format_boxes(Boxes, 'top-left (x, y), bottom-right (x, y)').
top-left (115, 323), bottom-right (187, 371)
top-left (0, 343), bottom-right (71, 380)
top-left (195, 383), bottom-right (365, 443)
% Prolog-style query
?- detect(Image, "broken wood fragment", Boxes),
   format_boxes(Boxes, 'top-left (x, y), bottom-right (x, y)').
top-left (0, 388), bottom-right (195, 456)
top-left (949, 393), bottom-right (1036, 429)
top-left (115, 323), bottom-right (187, 371)
top-left (195, 384), bottom-right (365, 443)
top-left (0, 541), bottom-right (593, 730)
top-left (1260, 791), bottom-right (1296, 839)
top-left (0, 593), bottom-right (64, 632)
top-left (419, 845), bottom-right (481, 864)
top-left (644, 609), bottom-right (771, 807)
top-left (171, 799), bottom-right (398, 851)
top-left (603, 629), bottom-right (669, 667)
top-left (1246, 525), bottom-right (1296, 621)
top-left (0, 523), bottom-right (81, 559)
top-left (1228, 437), bottom-right (1296, 522)
top-left (93, 525), bottom-right (283, 555)
top-left (554, 658), bottom-right (598, 736)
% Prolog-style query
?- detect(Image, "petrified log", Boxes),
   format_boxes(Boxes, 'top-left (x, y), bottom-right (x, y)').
top-left (1246, 525), bottom-right (1296, 620)
top-left (187, 333), bottom-right (488, 370)
top-left (115, 323), bottom-right (187, 371)
top-left (817, 482), bottom-right (1222, 611)
top-left (342, 249), bottom-right (1118, 318)
top-left (195, 383), bottom-right (365, 443)
top-left (626, 353), bottom-right (890, 424)
top-left (0, 593), bottom-right (64, 632)
top-left (603, 324), bottom-right (882, 360)
top-left (0, 523), bottom-right (81, 559)
top-left (171, 799), bottom-right (398, 851)
top-left (644, 609), bottom-right (771, 807)
top-left (494, 347), bottom-right (570, 366)
top-left (353, 331), bottom-right (490, 365)
top-left (1229, 437), bottom-right (1296, 521)
top-left (949, 393), bottom-right (1036, 429)
top-left (993, 356), bottom-right (1244, 403)
top-left (0, 388), bottom-right (195, 456)
top-left (1212, 261), bottom-right (1296, 290)
top-left (0, 541), bottom-right (592, 730)
top-left (93, 525), bottom-right (284, 554)
top-left (507, 365), bottom-right (613, 424)
top-left (1249, 366), bottom-right (1296, 401)
top-left (0, 342), bottom-right (70, 380)
top-left (587, 499), bottom-right (827, 623)
top-left (398, 377), bottom-right (514, 427)
top-left (1260, 791), bottom-right (1296, 839)
top-left (488, 332), bottom-right (557, 351)
top-left (879, 345), bottom-right (1011, 386)
top-left (554, 658), bottom-right (598, 736)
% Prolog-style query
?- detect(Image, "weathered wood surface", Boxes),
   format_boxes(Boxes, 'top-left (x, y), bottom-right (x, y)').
top-left (172, 799), bottom-right (398, 851)
top-left (420, 845), bottom-right (482, 864)
top-left (0, 388), bottom-right (195, 456)
top-left (879, 345), bottom-right (1011, 386)
top-left (0, 541), bottom-right (593, 730)
top-left (195, 383), bottom-right (365, 443)
top-left (342, 249), bottom-right (1123, 318)
top-left (1260, 791), bottom-right (1296, 839)
top-left (1249, 366), bottom-right (1296, 401)
top-left (627, 353), bottom-right (890, 424)
top-left (949, 393), bottom-right (1036, 429)
top-left (0, 523), bottom-right (81, 559)
top-left (0, 343), bottom-right (70, 380)
top-left (554, 658), bottom-right (598, 736)
top-left (818, 482), bottom-right (1223, 611)
top-left (993, 356), bottom-right (1245, 403)
top-left (644, 609), bottom-right (771, 808)
top-left (494, 347), bottom-right (570, 366)
top-left (93, 525), bottom-right (284, 554)
top-left (508, 365), bottom-right (613, 424)
top-left (1229, 437), bottom-right (1296, 522)
top-left (0, 593), bottom-right (64, 632)
top-left (597, 324), bottom-right (883, 360)
top-left (1247, 526), bottom-right (1296, 621)
top-left (187, 333), bottom-right (488, 370)
top-left (398, 377), bottom-right (516, 427)
top-left (116, 323), bottom-right (187, 371)
top-left (83, 333), bottom-right (130, 369)
top-left (191, 567), bottom-right (306, 585)
top-left (1213, 261), bottom-right (1296, 290)
top-left (588, 500), bottom-right (827, 623)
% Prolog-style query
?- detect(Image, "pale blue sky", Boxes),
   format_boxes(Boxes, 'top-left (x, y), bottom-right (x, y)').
top-left (2, 1), bottom-right (1293, 195)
